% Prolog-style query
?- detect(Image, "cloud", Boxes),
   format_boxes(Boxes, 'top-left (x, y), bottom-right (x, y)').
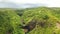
top-left (5, 0), bottom-right (60, 7)
top-left (46, 0), bottom-right (60, 7)
top-left (0, 2), bottom-right (19, 8)
top-left (0, 0), bottom-right (60, 8)
top-left (0, 1), bottom-right (46, 8)
top-left (19, 3), bottom-right (47, 8)
top-left (0, 0), bottom-right (47, 8)
top-left (3, 0), bottom-right (47, 4)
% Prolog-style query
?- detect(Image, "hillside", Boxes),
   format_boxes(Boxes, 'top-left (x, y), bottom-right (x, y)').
top-left (16, 7), bottom-right (60, 34)
top-left (0, 7), bottom-right (60, 34)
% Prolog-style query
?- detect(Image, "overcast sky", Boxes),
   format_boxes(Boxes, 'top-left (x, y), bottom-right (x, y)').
top-left (0, 0), bottom-right (60, 7)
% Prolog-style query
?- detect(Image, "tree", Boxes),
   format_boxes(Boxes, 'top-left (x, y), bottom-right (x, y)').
top-left (0, 10), bottom-right (24, 34)
top-left (21, 7), bottom-right (58, 34)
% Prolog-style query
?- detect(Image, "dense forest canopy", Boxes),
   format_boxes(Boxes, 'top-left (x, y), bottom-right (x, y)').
top-left (0, 7), bottom-right (60, 34)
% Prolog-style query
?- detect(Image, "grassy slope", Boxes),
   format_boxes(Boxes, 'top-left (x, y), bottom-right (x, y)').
top-left (20, 7), bottom-right (60, 34)
top-left (0, 7), bottom-right (60, 34)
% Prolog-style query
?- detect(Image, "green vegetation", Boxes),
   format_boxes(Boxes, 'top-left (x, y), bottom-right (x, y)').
top-left (0, 10), bottom-right (24, 34)
top-left (20, 7), bottom-right (60, 34)
top-left (0, 7), bottom-right (60, 34)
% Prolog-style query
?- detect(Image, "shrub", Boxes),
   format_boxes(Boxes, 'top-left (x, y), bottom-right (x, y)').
top-left (0, 10), bottom-right (24, 34)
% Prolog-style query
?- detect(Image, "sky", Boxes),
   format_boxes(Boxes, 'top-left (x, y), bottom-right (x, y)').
top-left (0, 0), bottom-right (60, 8)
